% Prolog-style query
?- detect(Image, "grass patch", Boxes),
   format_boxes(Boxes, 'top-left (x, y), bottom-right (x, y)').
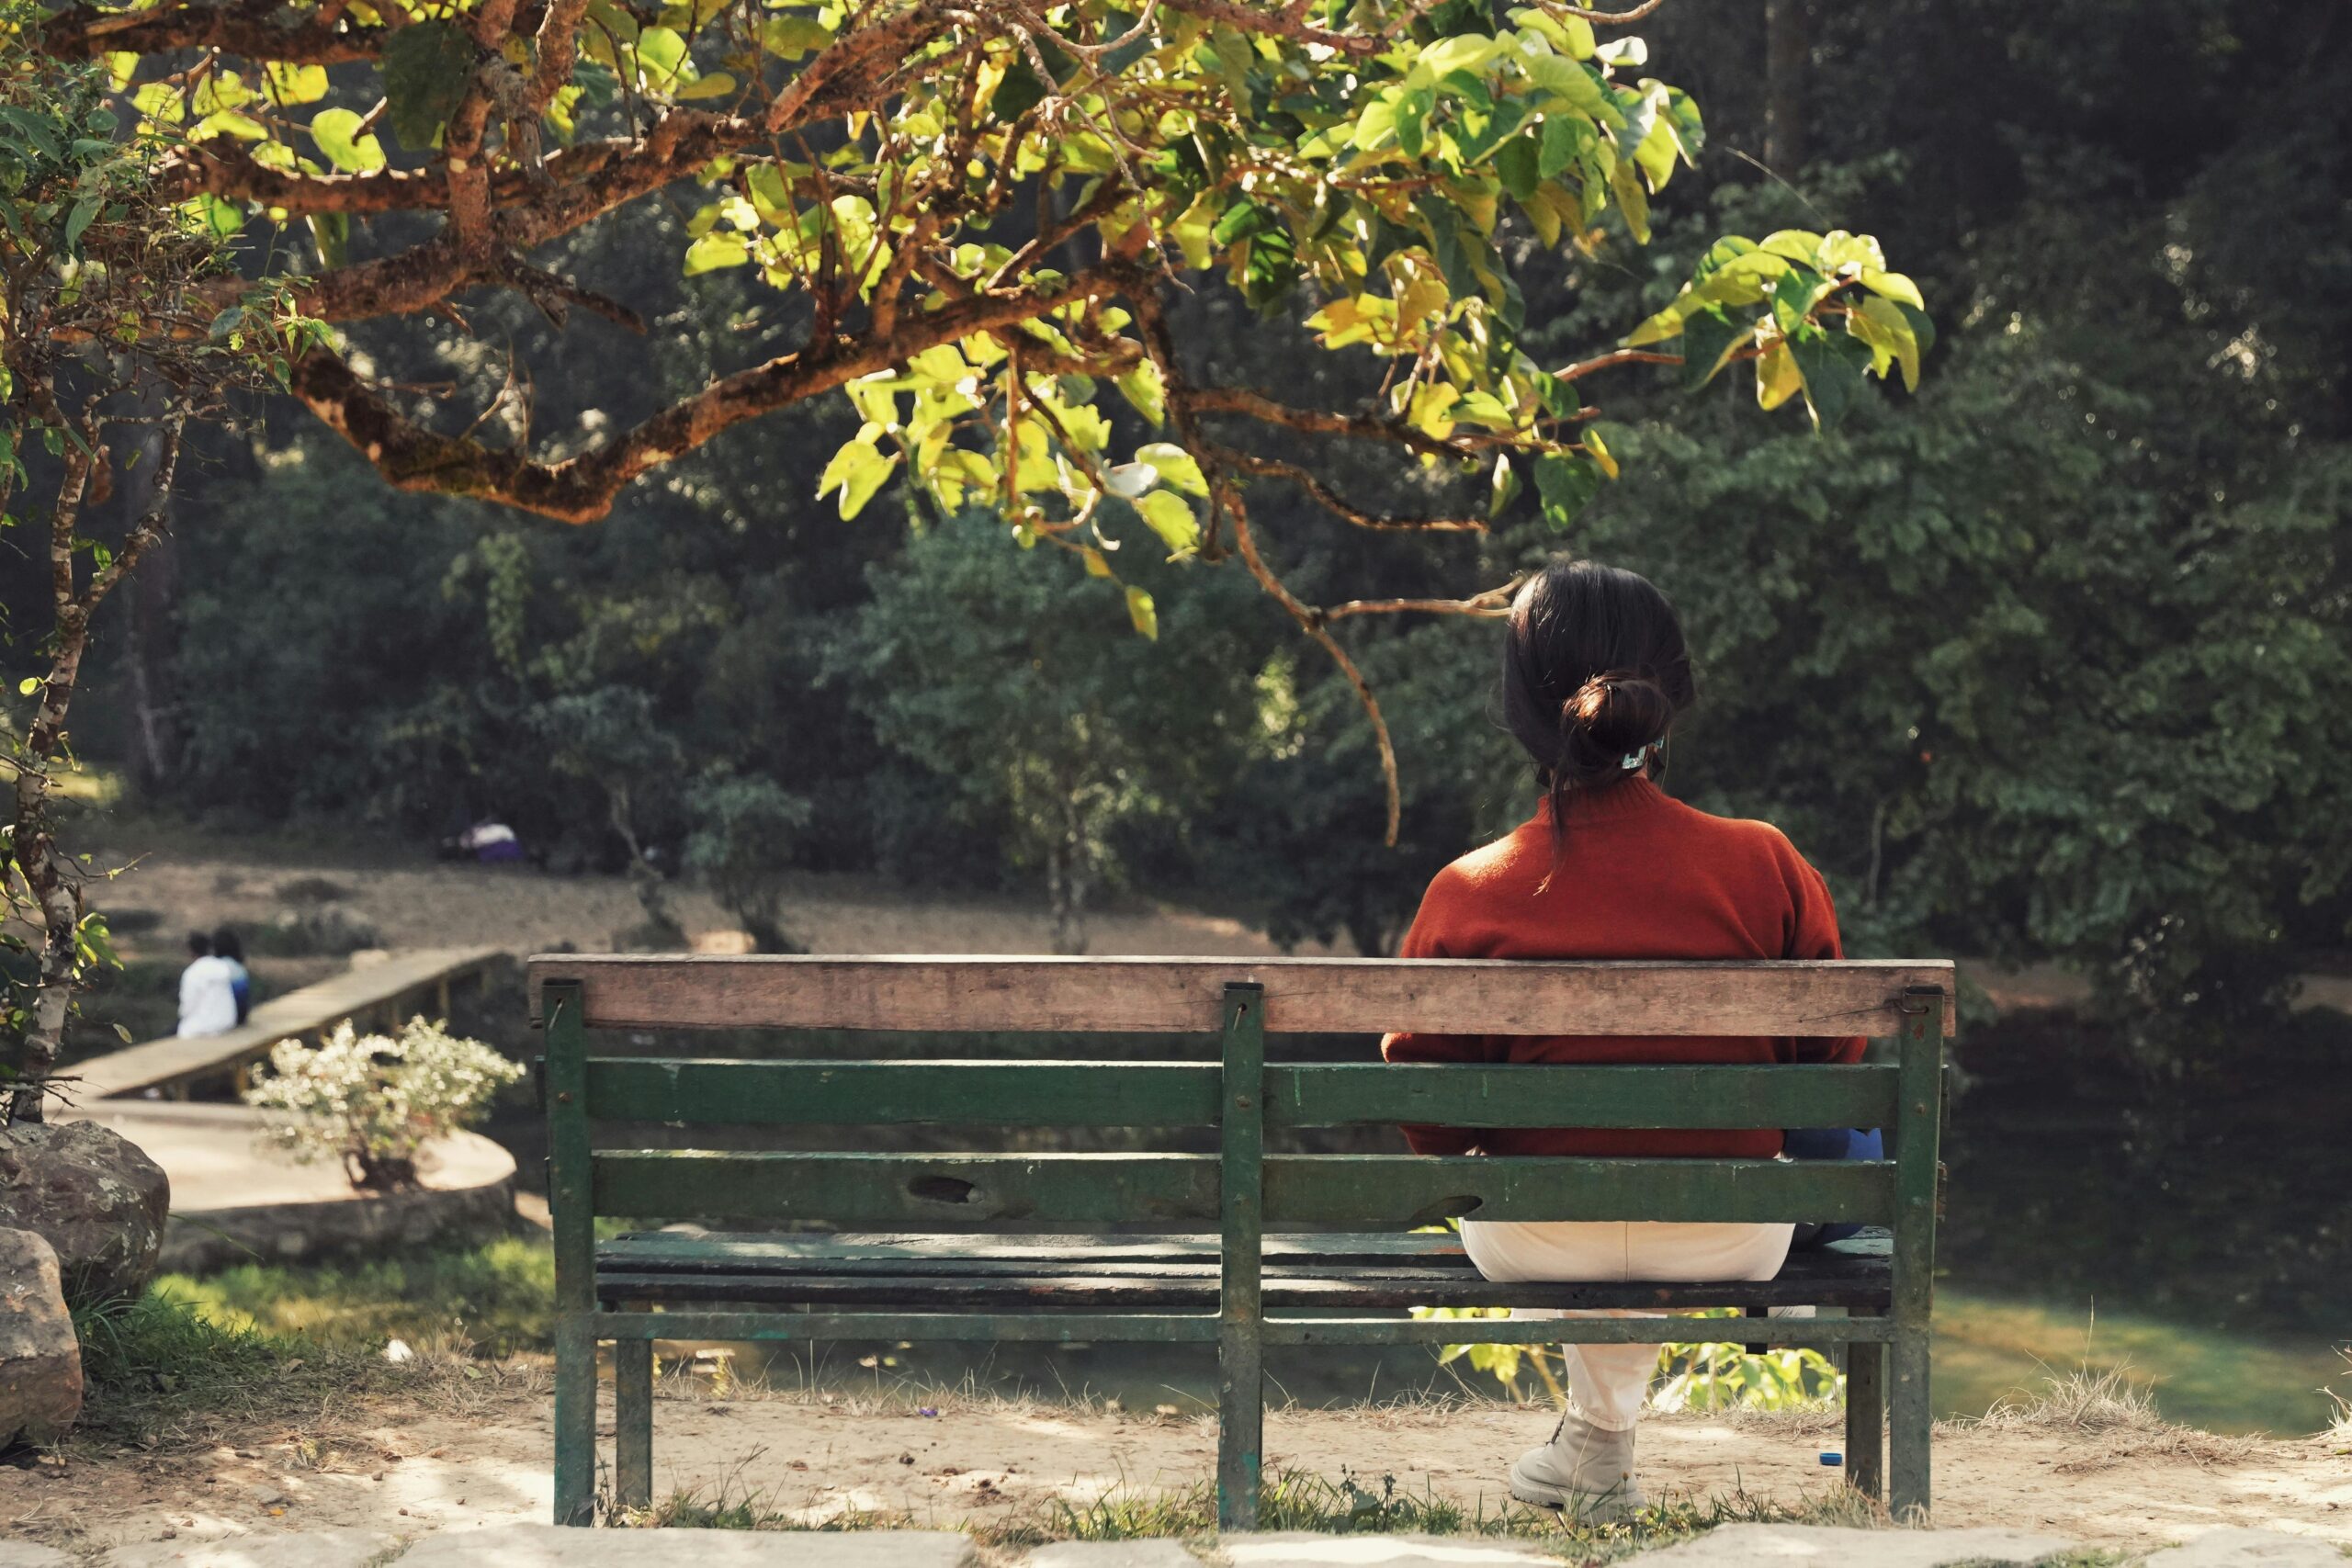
top-left (1963, 1364), bottom-right (2259, 1473)
top-left (628, 1464), bottom-right (1887, 1562)
top-left (154, 1232), bottom-right (556, 1356)
top-left (69, 1286), bottom-right (546, 1457)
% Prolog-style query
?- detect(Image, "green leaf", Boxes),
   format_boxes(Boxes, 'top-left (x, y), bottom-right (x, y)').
top-left (1786, 327), bottom-right (1873, 430)
top-left (1770, 261), bottom-right (1827, 333)
top-left (1677, 305), bottom-right (1750, 389)
top-left (62, 193), bottom-right (99, 253)
top-left (1857, 268), bottom-right (1925, 310)
top-left (1495, 133), bottom-right (1540, 202)
top-left (759, 13), bottom-right (833, 57)
top-left (683, 232), bottom-right (750, 274)
top-left (674, 71), bottom-right (737, 101)
top-left (1532, 452), bottom-right (1600, 529)
top-left (383, 19), bottom-right (475, 152)
top-left (991, 55), bottom-right (1049, 121)
top-left (310, 107), bottom-right (387, 173)
top-left (1125, 584), bottom-right (1159, 639)
top-left (17, 677), bottom-right (39, 695)
top-left (1114, 362), bottom-right (1166, 425)
top-left (1394, 85), bottom-right (1434, 159)
top-left (1134, 490), bottom-right (1200, 556)
top-left (1135, 441), bottom-right (1208, 495)
top-left (818, 437), bottom-right (895, 518)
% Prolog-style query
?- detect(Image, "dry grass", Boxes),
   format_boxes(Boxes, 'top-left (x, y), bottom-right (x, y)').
top-left (66, 1290), bottom-right (547, 1461)
top-left (627, 1461), bottom-right (1892, 1564)
top-left (1962, 1364), bottom-right (2258, 1474)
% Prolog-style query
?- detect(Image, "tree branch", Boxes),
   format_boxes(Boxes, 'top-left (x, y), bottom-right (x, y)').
top-left (1219, 449), bottom-right (1487, 533)
top-left (288, 263), bottom-right (1134, 521)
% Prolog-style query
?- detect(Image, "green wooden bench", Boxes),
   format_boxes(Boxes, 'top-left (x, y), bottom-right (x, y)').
top-left (530, 954), bottom-right (1952, 1529)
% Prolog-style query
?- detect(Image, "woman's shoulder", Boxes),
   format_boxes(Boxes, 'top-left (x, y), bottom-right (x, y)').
top-left (1658, 795), bottom-right (1824, 879)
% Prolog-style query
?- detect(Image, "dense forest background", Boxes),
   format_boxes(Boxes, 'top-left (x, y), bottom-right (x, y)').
top-left (29, 0), bottom-right (2352, 1043)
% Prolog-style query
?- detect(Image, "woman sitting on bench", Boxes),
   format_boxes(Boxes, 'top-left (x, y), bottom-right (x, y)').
top-left (1381, 557), bottom-right (1867, 1520)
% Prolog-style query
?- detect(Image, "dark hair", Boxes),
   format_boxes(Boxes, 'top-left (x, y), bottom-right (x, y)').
top-left (1501, 558), bottom-right (1696, 830)
top-left (186, 931), bottom-right (212, 958)
top-left (210, 926), bottom-right (244, 964)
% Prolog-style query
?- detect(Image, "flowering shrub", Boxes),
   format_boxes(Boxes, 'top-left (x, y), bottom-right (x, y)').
top-left (245, 1018), bottom-right (523, 1190)
top-left (1415, 1305), bottom-right (1844, 1413)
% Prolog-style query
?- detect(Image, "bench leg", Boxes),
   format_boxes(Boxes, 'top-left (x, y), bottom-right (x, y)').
top-left (1217, 1318), bottom-right (1263, 1532)
top-left (1843, 1337), bottom-right (1884, 1504)
top-left (1888, 1328), bottom-right (1931, 1523)
top-left (615, 1337), bottom-right (654, 1513)
top-left (553, 1319), bottom-right (599, 1526)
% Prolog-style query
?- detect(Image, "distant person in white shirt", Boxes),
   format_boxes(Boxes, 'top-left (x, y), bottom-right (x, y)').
top-left (176, 931), bottom-right (240, 1038)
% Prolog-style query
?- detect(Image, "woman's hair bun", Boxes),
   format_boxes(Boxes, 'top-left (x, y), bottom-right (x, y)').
top-left (1555, 670), bottom-right (1673, 784)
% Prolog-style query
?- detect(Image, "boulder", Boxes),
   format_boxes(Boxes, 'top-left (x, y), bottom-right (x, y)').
top-left (0, 1227), bottom-right (83, 1446)
top-left (0, 1120), bottom-right (170, 1308)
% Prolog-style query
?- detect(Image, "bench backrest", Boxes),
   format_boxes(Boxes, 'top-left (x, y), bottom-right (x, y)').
top-left (530, 955), bottom-right (1951, 1235)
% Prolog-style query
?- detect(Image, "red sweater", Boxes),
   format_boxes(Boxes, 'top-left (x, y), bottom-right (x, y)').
top-left (1379, 777), bottom-right (1864, 1159)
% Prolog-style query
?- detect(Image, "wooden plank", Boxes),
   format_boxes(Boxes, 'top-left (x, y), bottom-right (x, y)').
top-left (596, 1232), bottom-right (1476, 1269)
top-left (74, 945), bottom-right (503, 1100)
top-left (584, 1059), bottom-right (1223, 1127)
top-left (590, 1266), bottom-right (1891, 1312)
top-left (594, 1311), bottom-right (1225, 1343)
top-left (582, 1059), bottom-right (1900, 1131)
top-left (589, 1151), bottom-right (1894, 1227)
top-left (1271, 1064), bottom-right (1900, 1130)
top-left (593, 1151), bottom-right (1221, 1225)
top-left (1265, 1155), bottom-right (1895, 1226)
top-left (1264, 1316), bottom-right (1896, 1347)
top-left (526, 955), bottom-right (1956, 1037)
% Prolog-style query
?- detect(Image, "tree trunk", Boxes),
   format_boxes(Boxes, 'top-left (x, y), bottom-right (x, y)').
top-left (1764, 0), bottom-right (1809, 171)
top-left (6, 454), bottom-right (96, 1126)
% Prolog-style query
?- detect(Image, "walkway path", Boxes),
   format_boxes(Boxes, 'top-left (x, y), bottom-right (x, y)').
top-left (70, 946), bottom-right (503, 1103)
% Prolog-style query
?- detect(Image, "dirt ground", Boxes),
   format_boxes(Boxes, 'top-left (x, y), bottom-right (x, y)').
top-left (7, 1380), bottom-right (2349, 1558)
top-left (99, 853), bottom-right (1317, 962)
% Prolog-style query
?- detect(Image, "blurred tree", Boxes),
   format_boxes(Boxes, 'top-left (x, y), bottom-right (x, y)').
top-left (840, 513), bottom-right (1266, 952)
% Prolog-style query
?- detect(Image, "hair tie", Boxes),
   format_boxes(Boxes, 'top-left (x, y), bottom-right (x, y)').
top-left (1621, 741), bottom-right (1660, 771)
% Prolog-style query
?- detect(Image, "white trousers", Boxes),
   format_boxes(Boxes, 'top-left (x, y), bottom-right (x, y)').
top-left (1459, 1220), bottom-right (1794, 1431)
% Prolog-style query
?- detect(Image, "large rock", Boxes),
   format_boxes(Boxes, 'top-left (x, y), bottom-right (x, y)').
top-left (0, 1120), bottom-right (170, 1307)
top-left (0, 1227), bottom-right (83, 1446)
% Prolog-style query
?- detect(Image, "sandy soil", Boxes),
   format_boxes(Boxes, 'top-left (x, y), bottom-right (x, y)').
top-left (8, 1384), bottom-right (2349, 1558)
top-left (96, 855), bottom-right (1319, 961)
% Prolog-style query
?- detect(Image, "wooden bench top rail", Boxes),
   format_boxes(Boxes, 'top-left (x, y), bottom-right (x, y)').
top-left (530, 955), bottom-right (1955, 1037)
top-left (582, 1058), bottom-right (1902, 1131)
top-left (76, 945), bottom-right (504, 1100)
top-left (591, 1150), bottom-right (1896, 1227)
top-left (583, 1309), bottom-right (1899, 1348)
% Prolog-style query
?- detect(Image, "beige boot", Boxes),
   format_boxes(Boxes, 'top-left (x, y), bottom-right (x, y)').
top-left (1508, 1409), bottom-right (1645, 1521)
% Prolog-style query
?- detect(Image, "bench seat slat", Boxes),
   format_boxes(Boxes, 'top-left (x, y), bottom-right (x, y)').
top-left (531, 955), bottom-right (1956, 1037)
top-left (581, 1059), bottom-right (1900, 1131)
top-left (593, 1266), bottom-right (1889, 1312)
top-left (596, 1231), bottom-right (1479, 1268)
top-left (593, 1152), bottom-right (1897, 1227)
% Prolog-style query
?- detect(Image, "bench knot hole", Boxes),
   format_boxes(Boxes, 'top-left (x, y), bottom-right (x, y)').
top-left (910, 1175), bottom-right (978, 1205)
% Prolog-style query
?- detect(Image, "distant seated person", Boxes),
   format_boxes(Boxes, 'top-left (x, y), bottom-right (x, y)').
top-left (175, 931), bottom-right (240, 1038)
top-left (211, 925), bottom-right (253, 1025)
top-left (447, 818), bottom-right (525, 864)
top-left (1379, 559), bottom-right (1875, 1522)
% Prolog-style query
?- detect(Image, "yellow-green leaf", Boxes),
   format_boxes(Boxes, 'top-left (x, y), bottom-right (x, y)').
top-left (1125, 584), bottom-right (1159, 639)
top-left (1135, 490), bottom-right (1200, 555)
top-left (1857, 268), bottom-right (1925, 310)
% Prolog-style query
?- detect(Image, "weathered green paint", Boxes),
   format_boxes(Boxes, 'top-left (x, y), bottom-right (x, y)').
top-left (589, 1151), bottom-right (1894, 1226)
top-left (543, 983), bottom-right (598, 1527)
top-left (1845, 1336), bottom-right (1886, 1501)
top-left (1260, 1316), bottom-right (1895, 1347)
top-left (578, 1058), bottom-right (1899, 1133)
top-left (1270, 1064), bottom-right (1900, 1130)
top-left (541, 961), bottom-right (1950, 1526)
top-left (585, 1058), bottom-right (1224, 1127)
top-left (1216, 984), bottom-right (1266, 1531)
top-left (1889, 988), bottom-right (1945, 1521)
top-left (1262, 1155), bottom-right (1895, 1226)
top-left (614, 1334), bottom-right (653, 1510)
top-left (591, 1310), bottom-right (1225, 1342)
